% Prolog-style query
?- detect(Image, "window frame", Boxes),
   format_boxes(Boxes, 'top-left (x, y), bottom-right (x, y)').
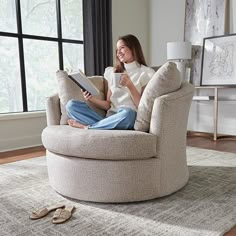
top-left (0, 0), bottom-right (84, 112)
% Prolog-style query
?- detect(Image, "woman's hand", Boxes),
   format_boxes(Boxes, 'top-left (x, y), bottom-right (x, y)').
top-left (119, 73), bottom-right (133, 88)
top-left (82, 90), bottom-right (92, 101)
top-left (119, 74), bottom-right (142, 109)
top-left (82, 89), bottom-right (111, 110)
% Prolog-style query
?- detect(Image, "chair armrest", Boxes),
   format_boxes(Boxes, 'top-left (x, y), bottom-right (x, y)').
top-left (149, 82), bottom-right (194, 195)
top-left (45, 93), bottom-right (61, 126)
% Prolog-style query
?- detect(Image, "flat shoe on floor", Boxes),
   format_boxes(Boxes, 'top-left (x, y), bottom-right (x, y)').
top-left (30, 204), bottom-right (65, 220)
top-left (52, 206), bottom-right (76, 224)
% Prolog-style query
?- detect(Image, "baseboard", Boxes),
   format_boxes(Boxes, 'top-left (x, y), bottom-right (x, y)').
top-left (0, 135), bottom-right (42, 152)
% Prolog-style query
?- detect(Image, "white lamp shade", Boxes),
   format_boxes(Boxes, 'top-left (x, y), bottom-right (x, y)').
top-left (167, 41), bottom-right (192, 60)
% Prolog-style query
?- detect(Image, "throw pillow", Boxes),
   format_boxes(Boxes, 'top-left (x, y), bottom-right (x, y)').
top-left (134, 62), bottom-right (182, 132)
top-left (56, 70), bottom-right (106, 125)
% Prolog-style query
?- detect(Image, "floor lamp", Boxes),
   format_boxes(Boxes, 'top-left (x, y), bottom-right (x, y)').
top-left (167, 41), bottom-right (192, 81)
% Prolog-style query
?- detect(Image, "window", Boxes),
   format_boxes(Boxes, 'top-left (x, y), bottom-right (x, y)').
top-left (0, 0), bottom-right (84, 113)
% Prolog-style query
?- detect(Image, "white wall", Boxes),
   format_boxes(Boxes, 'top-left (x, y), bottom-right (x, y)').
top-left (149, 0), bottom-right (236, 136)
top-left (149, 0), bottom-right (236, 65)
top-left (0, 112), bottom-right (46, 152)
top-left (149, 0), bottom-right (186, 66)
top-left (112, 0), bottom-right (150, 64)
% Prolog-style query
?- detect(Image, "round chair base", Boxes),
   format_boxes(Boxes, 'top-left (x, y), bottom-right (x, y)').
top-left (46, 151), bottom-right (162, 203)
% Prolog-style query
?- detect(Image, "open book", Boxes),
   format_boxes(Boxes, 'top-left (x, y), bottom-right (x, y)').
top-left (68, 70), bottom-right (100, 96)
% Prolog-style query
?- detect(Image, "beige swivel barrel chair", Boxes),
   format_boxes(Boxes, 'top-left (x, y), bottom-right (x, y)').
top-left (42, 62), bottom-right (194, 203)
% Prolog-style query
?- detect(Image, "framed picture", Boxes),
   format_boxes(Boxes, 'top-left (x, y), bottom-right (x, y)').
top-left (200, 34), bottom-right (236, 86)
top-left (184, 0), bottom-right (228, 45)
top-left (184, 0), bottom-right (229, 85)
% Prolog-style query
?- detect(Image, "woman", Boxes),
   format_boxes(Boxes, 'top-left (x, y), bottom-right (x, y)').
top-left (66, 34), bottom-right (155, 129)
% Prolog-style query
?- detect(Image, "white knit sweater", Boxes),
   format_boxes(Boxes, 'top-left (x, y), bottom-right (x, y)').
top-left (104, 61), bottom-right (155, 115)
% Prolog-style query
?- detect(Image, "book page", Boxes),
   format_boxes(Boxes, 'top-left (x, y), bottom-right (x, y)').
top-left (68, 71), bottom-right (100, 96)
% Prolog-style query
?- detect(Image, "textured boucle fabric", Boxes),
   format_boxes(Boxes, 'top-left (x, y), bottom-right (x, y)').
top-left (56, 70), bottom-right (106, 124)
top-left (47, 151), bottom-right (161, 202)
top-left (134, 62), bottom-right (182, 132)
top-left (45, 94), bottom-right (61, 126)
top-left (149, 82), bottom-right (194, 195)
top-left (42, 74), bottom-right (194, 203)
top-left (42, 126), bottom-right (157, 160)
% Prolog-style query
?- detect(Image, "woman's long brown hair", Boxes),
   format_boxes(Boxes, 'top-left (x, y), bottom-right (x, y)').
top-left (114, 34), bottom-right (147, 72)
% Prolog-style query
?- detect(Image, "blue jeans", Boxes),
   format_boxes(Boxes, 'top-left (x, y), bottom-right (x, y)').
top-left (66, 99), bottom-right (136, 130)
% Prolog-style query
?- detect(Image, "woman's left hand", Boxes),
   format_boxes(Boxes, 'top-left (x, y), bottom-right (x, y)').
top-left (82, 90), bottom-right (93, 101)
top-left (120, 73), bottom-right (133, 88)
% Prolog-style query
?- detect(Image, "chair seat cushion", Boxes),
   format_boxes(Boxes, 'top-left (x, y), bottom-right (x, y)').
top-left (42, 126), bottom-right (157, 160)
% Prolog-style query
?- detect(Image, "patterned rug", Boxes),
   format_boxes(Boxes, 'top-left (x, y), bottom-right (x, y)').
top-left (0, 147), bottom-right (236, 236)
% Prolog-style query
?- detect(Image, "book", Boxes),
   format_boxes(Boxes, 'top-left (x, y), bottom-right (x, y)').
top-left (68, 70), bottom-right (100, 96)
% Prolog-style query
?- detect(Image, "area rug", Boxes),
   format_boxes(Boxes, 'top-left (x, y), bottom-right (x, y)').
top-left (0, 147), bottom-right (235, 236)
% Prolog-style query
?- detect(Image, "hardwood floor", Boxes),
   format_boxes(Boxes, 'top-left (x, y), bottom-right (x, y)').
top-left (0, 136), bottom-right (235, 235)
top-left (187, 132), bottom-right (236, 154)
top-left (0, 146), bottom-right (46, 164)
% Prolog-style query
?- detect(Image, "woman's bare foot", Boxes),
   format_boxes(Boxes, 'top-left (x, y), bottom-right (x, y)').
top-left (67, 119), bottom-right (88, 129)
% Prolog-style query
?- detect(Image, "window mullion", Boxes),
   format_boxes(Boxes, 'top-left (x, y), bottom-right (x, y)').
top-left (15, 0), bottom-right (28, 112)
top-left (56, 0), bottom-right (63, 70)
